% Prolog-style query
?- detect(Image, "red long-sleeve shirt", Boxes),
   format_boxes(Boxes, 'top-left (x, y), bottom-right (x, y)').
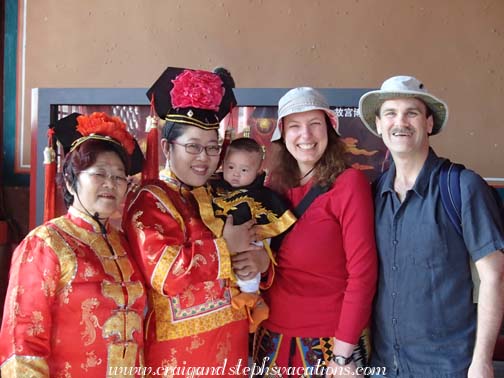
top-left (263, 168), bottom-right (378, 344)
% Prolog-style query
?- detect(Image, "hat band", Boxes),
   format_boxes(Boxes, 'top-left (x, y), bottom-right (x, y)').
top-left (70, 134), bottom-right (123, 153)
top-left (165, 114), bottom-right (220, 130)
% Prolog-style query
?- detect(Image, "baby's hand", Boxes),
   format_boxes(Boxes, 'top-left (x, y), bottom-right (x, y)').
top-left (232, 247), bottom-right (270, 279)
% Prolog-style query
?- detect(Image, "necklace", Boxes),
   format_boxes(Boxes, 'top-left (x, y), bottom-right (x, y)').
top-left (300, 166), bottom-right (315, 181)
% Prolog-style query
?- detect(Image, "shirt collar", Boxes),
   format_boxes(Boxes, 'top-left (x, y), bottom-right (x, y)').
top-left (380, 148), bottom-right (440, 199)
top-left (159, 168), bottom-right (192, 192)
top-left (67, 206), bottom-right (110, 234)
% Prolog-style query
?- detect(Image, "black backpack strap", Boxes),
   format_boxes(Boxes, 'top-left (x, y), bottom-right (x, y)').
top-left (292, 184), bottom-right (329, 218)
top-left (270, 184), bottom-right (329, 251)
top-left (439, 160), bottom-right (465, 237)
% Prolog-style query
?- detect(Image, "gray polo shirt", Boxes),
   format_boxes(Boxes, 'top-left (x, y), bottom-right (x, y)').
top-left (371, 148), bottom-right (504, 378)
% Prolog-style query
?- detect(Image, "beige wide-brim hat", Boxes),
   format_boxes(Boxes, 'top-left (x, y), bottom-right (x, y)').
top-left (271, 87), bottom-right (339, 141)
top-left (358, 75), bottom-right (449, 137)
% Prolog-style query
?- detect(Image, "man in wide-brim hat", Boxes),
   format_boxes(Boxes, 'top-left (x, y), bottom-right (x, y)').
top-left (359, 75), bottom-right (504, 378)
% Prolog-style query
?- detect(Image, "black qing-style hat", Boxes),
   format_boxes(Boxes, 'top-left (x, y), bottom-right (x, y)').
top-left (44, 112), bottom-right (144, 221)
top-left (147, 66), bottom-right (237, 130)
top-left (140, 66), bottom-right (237, 181)
top-left (50, 112), bottom-right (144, 175)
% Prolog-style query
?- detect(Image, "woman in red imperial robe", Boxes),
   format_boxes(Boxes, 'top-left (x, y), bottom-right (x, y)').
top-left (0, 112), bottom-right (146, 378)
top-left (122, 67), bottom-right (270, 377)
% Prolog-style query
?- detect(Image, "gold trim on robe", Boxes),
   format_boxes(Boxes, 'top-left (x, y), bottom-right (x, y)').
top-left (255, 211), bottom-right (297, 240)
top-left (151, 245), bottom-right (181, 295)
top-left (31, 224), bottom-right (77, 293)
top-left (191, 186), bottom-right (225, 237)
top-left (128, 185), bottom-right (186, 237)
top-left (215, 238), bottom-right (232, 281)
top-left (1, 355), bottom-right (49, 378)
top-left (151, 291), bottom-right (245, 341)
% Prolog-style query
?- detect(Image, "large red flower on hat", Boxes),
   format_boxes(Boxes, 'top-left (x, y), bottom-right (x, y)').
top-left (170, 69), bottom-right (224, 111)
top-left (76, 112), bottom-right (135, 154)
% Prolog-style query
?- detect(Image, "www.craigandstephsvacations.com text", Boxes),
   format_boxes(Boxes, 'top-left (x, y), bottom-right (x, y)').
top-left (108, 357), bottom-right (387, 376)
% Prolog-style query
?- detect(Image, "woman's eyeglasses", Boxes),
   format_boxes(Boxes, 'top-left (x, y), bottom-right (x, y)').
top-left (170, 142), bottom-right (222, 156)
top-left (81, 170), bottom-right (129, 185)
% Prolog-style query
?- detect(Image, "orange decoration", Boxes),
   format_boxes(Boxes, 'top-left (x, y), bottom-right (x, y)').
top-left (76, 112), bottom-right (135, 154)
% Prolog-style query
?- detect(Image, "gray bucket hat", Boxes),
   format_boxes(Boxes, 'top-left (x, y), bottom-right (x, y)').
top-left (358, 75), bottom-right (449, 137)
top-left (271, 87), bottom-right (339, 141)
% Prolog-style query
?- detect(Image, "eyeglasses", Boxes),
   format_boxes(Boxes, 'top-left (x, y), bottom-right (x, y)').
top-left (81, 170), bottom-right (129, 185)
top-left (170, 141), bottom-right (222, 156)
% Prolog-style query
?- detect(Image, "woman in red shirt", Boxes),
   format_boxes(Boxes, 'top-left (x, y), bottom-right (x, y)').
top-left (254, 87), bottom-right (378, 378)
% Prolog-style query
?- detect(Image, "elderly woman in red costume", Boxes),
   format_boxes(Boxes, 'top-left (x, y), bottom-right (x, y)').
top-left (254, 87), bottom-right (378, 378)
top-left (123, 67), bottom-right (269, 377)
top-left (0, 112), bottom-right (146, 377)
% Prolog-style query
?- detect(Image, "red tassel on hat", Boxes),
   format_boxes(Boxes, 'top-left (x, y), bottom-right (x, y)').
top-left (43, 128), bottom-right (56, 222)
top-left (218, 104), bottom-right (236, 168)
top-left (142, 95), bottom-right (160, 181)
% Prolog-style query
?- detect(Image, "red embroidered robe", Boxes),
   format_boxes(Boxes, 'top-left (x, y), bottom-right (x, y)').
top-left (0, 207), bottom-right (146, 378)
top-left (122, 173), bottom-right (248, 377)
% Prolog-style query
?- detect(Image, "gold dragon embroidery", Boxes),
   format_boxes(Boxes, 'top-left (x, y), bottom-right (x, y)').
top-left (60, 284), bottom-right (73, 304)
top-left (213, 195), bottom-right (280, 223)
top-left (132, 210), bottom-right (144, 230)
top-left (41, 269), bottom-right (57, 297)
top-left (204, 281), bottom-right (218, 302)
top-left (26, 311), bottom-right (44, 336)
top-left (80, 262), bottom-right (99, 281)
top-left (189, 254), bottom-right (207, 269)
top-left (180, 288), bottom-right (196, 307)
top-left (215, 332), bottom-right (232, 365)
top-left (80, 298), bottom-right (101, 346)
top-left (154, 223), bottom-right (165, 235)
top-left (155, 201), bottom-right (167, 213)
top-left (55, 361), bottom-right (72, 378)
top-left (171, 259), bottom-right (186, 277)
top-left (172, 253), bottom-right (208, 277)
top-left (185, 335), bottom-right (205, 354)
top-left (7, 286), bottom-right (22, 332)
top-left (160, 348), bottom-right (178, 378)
top-left (80, 350), bottom-right (103, 372)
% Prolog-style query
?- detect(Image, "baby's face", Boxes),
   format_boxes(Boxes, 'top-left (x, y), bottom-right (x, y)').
top-left (222, 150), bottom-right (262, 188)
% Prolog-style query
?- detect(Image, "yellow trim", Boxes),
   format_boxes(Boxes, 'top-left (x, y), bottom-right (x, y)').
top-left (255, 210), bottom-right (297, 240)
top-left (139, 185), bottom-right (186, 236)
top-left (107, 231), bottom-right (134, 281)
top-left (270, 333), bottom-right (283, 367)
top-left (296, 337), bottom-right (310, 374)
top-left (102, 281), bottom-right (127, 307)
top-left (107, 343), bottom-right (140, 378)
top-left (51, 218), bottom-right (136, 287)
top-left (31, 222), bottom-right (77, 293)
top-left (191, 186), bottom-right (225, 237)
top-left (151, 291), bottom-right (246, 341)
top-left (215, 237), bottom-right (232, 280)
top-left (165, 114), bottom-right (219, 130)
top-left (151, 245), bottom-right (180, 294)
top-left (262, 240), bottom-right (277, 266)
top-left (1, 355), bottom-right (49, 378)
top-left (126, 281), bottom-right (145, 308)
top-left (70, 134), bottom-right (123, 152)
